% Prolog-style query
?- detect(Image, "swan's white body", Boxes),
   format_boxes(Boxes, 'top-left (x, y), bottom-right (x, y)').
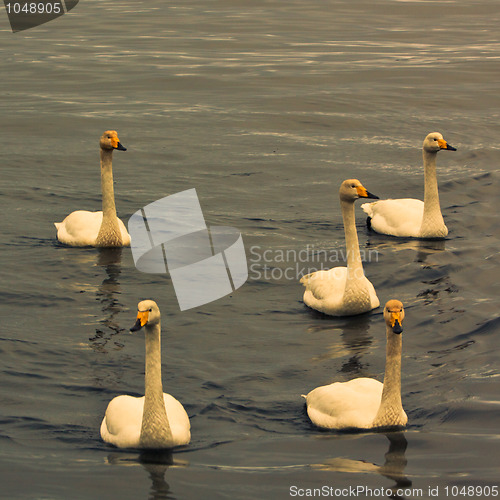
top-left (362, 132), bottom-right (456, 239)
top-left (301, 179), bottom-right (380, 316)
top-left (101, 300), bottom-right (191, 449)
top-left (54, 130), bottom-right (131, 247)
top-left (304, 300), bottom-right (407, 430)
top-left (306, 378), bottom-right (384, 429)
top-left (55, 210), bottom-right (130, 247)
top-left (100, 393), bottom-right (190, 449)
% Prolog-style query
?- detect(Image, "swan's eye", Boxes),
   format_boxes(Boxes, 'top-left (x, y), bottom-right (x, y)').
top-left (351, 184), bottom-right (356, 188)
top-left (149, 308), bottom-right (152, 312)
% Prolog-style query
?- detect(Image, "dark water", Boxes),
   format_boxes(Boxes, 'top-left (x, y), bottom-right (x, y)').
top-left (2, 1), bottom-right (500, 498)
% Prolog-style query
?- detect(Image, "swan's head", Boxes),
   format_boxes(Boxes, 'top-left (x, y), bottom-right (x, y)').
top-left (339, 179), bottom-right (379, 203)
top-left (384, 300), bottom-right (404, 335)
top-left (100, 130), bottom-right (127, 152)
top-left (423, 132), bottom-right (456, 153)
top-left (130, 300), bottom-right (161, 331)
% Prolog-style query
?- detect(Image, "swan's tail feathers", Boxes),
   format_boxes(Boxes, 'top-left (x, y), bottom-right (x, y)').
top-left (301, 394), bottom-right (307, 399)
top-left (361, 202), bottom-right (376, 230)
top-left (54, 222), bottom-right (61, 230)
top-left (360, 201), bottom-right (375, 217)
top-left (300, 273), bottom-right (313, 286)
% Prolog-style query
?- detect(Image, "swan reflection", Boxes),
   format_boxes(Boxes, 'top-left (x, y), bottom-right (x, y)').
top-left (366, 236), bottom-right (446, 262)
top-left (312, 432), bottom-right (411, 499)
top-left (89, 248), bottom-right (126, 352)
top-left (106, 450), bottom-right (189, 500)
top-left (307, 313), bottom-right (375, 375)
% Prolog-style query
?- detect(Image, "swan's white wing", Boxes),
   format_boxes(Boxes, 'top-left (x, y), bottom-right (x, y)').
top-left (117, 217), bottom-right (131, 246)
top-left (362, 198), bottom-right (424, 237)
top-left (164, 393), bottom-right (191, 446)
top-left (300, 267), bottom-right (348, 314)
top-left (300, 267), bottom-right (348, 300)
top-left (365, 277), bottom-right (380, 310)
top-left (55, 210), bottom-right (102, 246)
top-left (305, 378), bottom-right (383, 429)
top-left (101, 394), bottom-right (144, 448)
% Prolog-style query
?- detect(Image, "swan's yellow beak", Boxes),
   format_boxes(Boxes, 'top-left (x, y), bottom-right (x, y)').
top-left (437, 138), bottom-right (457, 151)
top-left (390, 312), bottom-right (403, 334)
top-left (110, 135), bottom-right (127, 151)
top-left (138, 310), bottom-right (149, 326)
top-left (130, 310), bottom-right (149, 332)
top-left (356, 185), bottom-right (379, 200)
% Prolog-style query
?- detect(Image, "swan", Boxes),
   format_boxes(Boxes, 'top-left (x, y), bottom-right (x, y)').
top-left (303, 299), bottom-right (407, 430)
top-left (300, 179), bottom-right (380, 316)
top-left (361, 132), bottom-right (456, 239)
top-left (100, 300), bottom-right (191, 449)
top-left (54, 130), bottom-right (131, 247)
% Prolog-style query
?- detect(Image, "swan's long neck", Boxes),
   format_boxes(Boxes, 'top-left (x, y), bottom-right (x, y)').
top-left (95, 149), bottom-right (123, 247)
top-left (419, 150), bottom-right (447, 238)
top-left (340, 199), bottom-right (371, 311)
top-left (373, 326), bottom-right (406, 428)
top-left (342, 200), bottom-right (363, 276)
top-left (140, 321), bottom-right (173, 448)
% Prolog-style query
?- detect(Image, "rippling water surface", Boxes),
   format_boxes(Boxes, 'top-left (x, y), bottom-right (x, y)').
top-left (1, 1), bottom-right (500, 498)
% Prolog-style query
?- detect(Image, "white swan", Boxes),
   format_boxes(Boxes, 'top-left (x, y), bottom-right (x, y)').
top-left (303, 299), bottom-right (407, 430)
top-left (101, 300), bottom-right (191, 449)
top-left (361, 132), bottom-right (456, 239)
top-left (54, 130), bottom-right (131, 247)
top-left (300, 179), bottom-right (380, 316)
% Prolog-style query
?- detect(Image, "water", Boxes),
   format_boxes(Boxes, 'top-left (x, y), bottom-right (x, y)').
top-left (2, 0), bottom-right (500, 498)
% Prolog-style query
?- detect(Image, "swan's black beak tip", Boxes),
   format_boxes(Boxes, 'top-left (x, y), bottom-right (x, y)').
top-left (367, 191), bottom-right (379, 200)
top-left (130, 318), bottom-right (143, 332)
top-left (116, 142), bottom-right (127, 151)
top-left (446, 145), bottom-right (457, 151)
top-left (392, 320), bottom-right (403, 334)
